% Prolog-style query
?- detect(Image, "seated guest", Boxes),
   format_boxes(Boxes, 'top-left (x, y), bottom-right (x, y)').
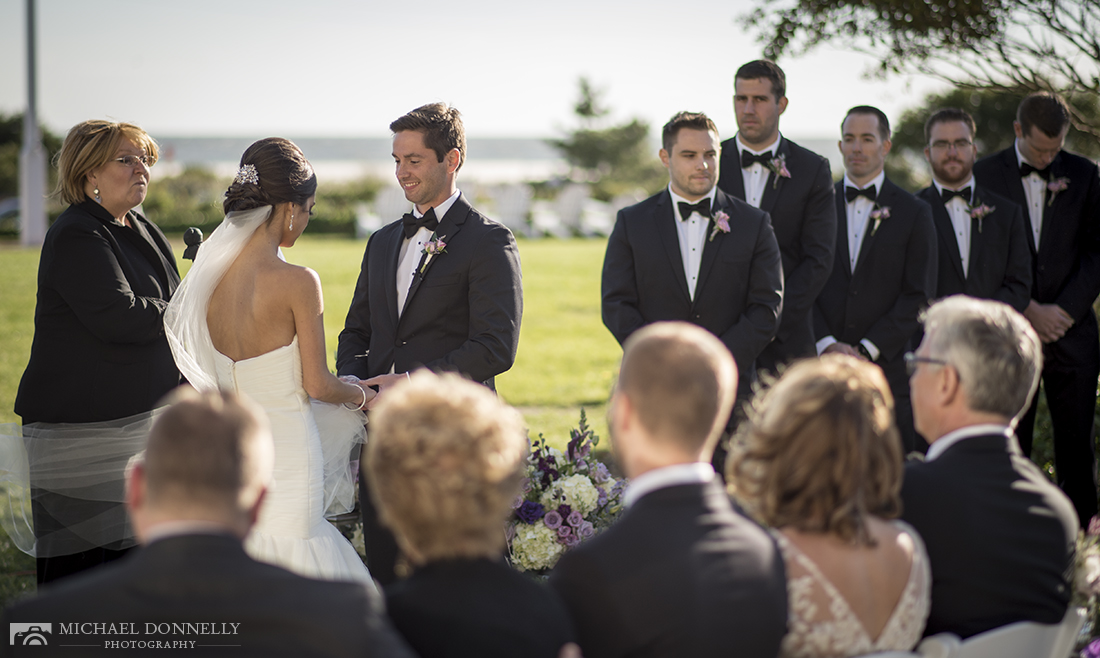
top-left (3, 389), bottom-right (415, 658)
top-left (728, 355), bottom-right (931, 657)
top-left (903, 295), bottom-right (1077, 638)
top-left (367, 371), bottom-right (579, 658)
top-left (549, 322), bottom-right (788, 658)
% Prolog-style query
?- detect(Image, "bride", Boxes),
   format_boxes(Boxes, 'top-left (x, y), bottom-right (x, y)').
top-left (165, 137), bottom-right (375, 583)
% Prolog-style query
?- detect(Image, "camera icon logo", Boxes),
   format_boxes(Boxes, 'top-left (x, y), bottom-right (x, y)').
top-left (9, 623), bottom-right (51, 646)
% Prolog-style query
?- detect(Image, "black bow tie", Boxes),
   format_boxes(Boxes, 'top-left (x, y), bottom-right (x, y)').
top-left (1020, 162), bottom-right (1050, 180)
top-left (741, 151), bottom-right (773, 169)
top-left (941, 187), bottom-right (972, 205)
top-left (845, 185), bottom-right (877, 203)
top-left (401, 208), bottom-right (438, 239)
top-left (677, 200), bottom-right (712, 220)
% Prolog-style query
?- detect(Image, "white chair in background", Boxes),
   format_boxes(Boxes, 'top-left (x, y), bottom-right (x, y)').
top-left (488, 183), bottom-right (533, 238)
top-left (555, 183), bottom-right (589, 235)
top-left (354, 202), bottom-right (384, 238)
top-left (372, 186), bottom-right (412, 225)
top-left (530, 199), bottom-right (569, 238)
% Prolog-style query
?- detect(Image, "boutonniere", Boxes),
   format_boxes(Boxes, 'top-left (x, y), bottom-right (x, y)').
top-left (767, 154), bottom-right (792, 189)
top-left (708, 210), bottom-right (730, 242)
top-left (420, 233), bottom-right (447, 273)
top-left (869, 205), bottom-right (890, 236)
top-left (1047, 177), bottom-right (1070, 206)
top-left (969, 201), bottom-right (995, 233)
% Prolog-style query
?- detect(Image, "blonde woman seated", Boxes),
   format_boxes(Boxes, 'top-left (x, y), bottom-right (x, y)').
top-left (728, 356), bottom-right (931, 657)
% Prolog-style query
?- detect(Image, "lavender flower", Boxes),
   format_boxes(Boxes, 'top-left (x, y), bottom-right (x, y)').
top-left (505, 523), bottom-right (516, 542)
top-left (557, 526), bottom-right (573, 540)
top-left (578, 521), bottom-right (595, 539)
top-left (511, 494), bottom-right (525, 510)
top-left (1084, 638), bottom-right (1100, 658)
top-left (515, 500), bottom-right (545, 524)
top-left (596, 486), bottom-right (609, 507)
top-left (562, 533), bottom-right (581, 548)
top-left (592, 462), bottom-right (611, 484)
top-left (1089, 515), bottom-right (1100, 537)
top-left (543, 510), bottom-right (563, 530)
top-left (567, 510), bottom-right (585, 528)
top-left (556, 504), bottom-right (573, 519)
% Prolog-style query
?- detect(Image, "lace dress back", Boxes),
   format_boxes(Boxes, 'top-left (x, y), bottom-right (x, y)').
top-left (774, 521), bottom-right (931, 658)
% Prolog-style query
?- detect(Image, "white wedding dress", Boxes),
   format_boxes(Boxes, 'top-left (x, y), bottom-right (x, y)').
top-left (165, 206), bottom-right (371, 584)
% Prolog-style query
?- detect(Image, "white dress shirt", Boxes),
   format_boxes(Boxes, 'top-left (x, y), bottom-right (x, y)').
top-left (933, 177), bottom-right (976, 277)
top-left (926, 424), bottom-right (1013, 461)
top-left (623, 462), bottom-right (715, 508)
top-left (1015, 141), bottom-right (1046, 249)
top-left (395, 189), bottom-right (461, 318)
top-left (736, 134), bottom-right (782, 209)
top-left (670, 185), bottom-right (718, 301)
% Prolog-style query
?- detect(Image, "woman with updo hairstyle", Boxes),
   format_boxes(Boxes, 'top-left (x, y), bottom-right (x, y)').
top-left (10, 120), bottom-right (180, 584)
top-left (727, 355), bottom-right (931, 657)
top-left (165, 137), bottom-right (375, 583)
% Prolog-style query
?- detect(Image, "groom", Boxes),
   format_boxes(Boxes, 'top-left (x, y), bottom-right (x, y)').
top-left (337, 103), bottom-right (523, 584)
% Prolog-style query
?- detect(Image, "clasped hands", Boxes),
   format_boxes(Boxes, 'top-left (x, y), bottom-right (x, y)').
top-left (1024, 300), bottom-right (1074, 344)
top-left (338, 373), bottom-right (409, 411)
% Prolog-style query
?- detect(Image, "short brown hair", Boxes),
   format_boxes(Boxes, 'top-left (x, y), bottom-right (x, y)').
top-left (617, 322), bottom-right (736, 456)
top-left (366, 372), bottom-right (526, 563)
top-left (843, 106), bottom-right (891, 141)
top-left (1017, 92), bottom-right (1071, 139)
top-left (924, 107), bottom-right (976, 143)
top-left (55, 120), bottom-right (159, 205)
top-left (661, 111), bottom-right (719, 152)
top-left (727, 356), bottom-right (902, 545)
top-left (390, 103), bottom-right (466, 171)
top-left (735, 60), bottom-right (786, 99)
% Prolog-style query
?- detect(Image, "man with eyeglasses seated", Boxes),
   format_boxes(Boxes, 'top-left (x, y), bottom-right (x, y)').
top-left (902, 295), bottom-right (1076, 640)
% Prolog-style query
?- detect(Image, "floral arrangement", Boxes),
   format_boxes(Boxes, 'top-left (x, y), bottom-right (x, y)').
top-left (869, 205), bottom-right (891, 236)
top-left (709, 210), bottom-right (731, 242)
top-left (768, 154), bottom-right (792, 188)
top-left (507, 410), bottom-right (626, 573)
top-left (969, 201), bottom-right (995, 234)
top-left (419, 233), bottom-right (447, 273)
top-left (1048, 177), bottom-right (1070, 206)
top-left (1074, 516), bottom-right (1100, 654)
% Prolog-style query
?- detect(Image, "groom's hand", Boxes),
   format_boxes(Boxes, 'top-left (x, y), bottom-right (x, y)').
top-left (362, 373), bottom-right (409, 409)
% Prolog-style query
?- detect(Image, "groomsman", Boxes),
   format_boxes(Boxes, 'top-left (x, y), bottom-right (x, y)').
top-left (337, 103), bottom-right (523, 584)
top-left (602, 111), bottom-right (784, 405)
top-left (917, 108), bottom-right (1031, 311)
top-left (814, 106), bottom-right (937, 452)
top-left (717, 60), bottom-right (837, 373)
top-left (973, 92), bottom-right (1100, 524)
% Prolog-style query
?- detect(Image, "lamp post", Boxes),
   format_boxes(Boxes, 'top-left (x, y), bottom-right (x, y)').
top-left (20, 0), bottom-right (47, 246)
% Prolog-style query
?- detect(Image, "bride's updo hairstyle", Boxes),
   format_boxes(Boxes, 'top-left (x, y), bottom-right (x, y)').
top-left (223, 137), bottom-right (317, 215)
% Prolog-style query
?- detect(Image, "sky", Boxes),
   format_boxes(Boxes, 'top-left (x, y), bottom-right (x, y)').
top-left (0, 0), bottom-right (946, 141)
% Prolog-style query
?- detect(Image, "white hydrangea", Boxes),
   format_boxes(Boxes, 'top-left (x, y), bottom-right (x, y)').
top-left (510, 522), bottom-right (565, 571)
top-left (539, 486), bottom-right (561, 510)
top-left (557, 474), bottom-right (600, 515)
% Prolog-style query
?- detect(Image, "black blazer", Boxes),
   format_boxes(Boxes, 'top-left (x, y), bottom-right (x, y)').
top-left (1, 534), bottom-right (416, 657)
top-left (900, 432), bottom-right (1077, 639)
top-left (386, 557), bottom-right (576, 658)
top-left (915, 184), bottom-right (1031, 312)
top-left (336, 194), bottom-right (522, 388)
top-left (601, 188), bottom-right (784, 397)
top-left (718, 137), bottom-right (837, 358)
top-left (548, 480), bottom-right (788, 658)
top-left (813, 178), bottom-right (937, 394)
top-left (15, 200), bottom-right (181, 424)
top-left (973, 146), bottom-right (1100, 325)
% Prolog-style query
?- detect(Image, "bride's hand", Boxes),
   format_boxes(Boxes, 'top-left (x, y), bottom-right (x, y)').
top-left (356, 382), bottom-right (378, 409)
top-left (362, 373), bottom-right (408, 410)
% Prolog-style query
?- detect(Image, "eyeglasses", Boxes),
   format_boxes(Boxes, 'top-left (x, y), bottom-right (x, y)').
top-left (930, 139), bottom-right (974, 152)
top-left (112, 155), bottom-right (153, 168)
top-left (904, 351), bottom-right (950, 377)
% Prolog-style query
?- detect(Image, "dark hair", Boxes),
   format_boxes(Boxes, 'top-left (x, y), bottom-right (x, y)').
top-left (1017, 92), bottom-right (1070, 139)
top-left (390, 103), bottom-right (466, 171)
top-left (735, 60), bottom-right (786, 99)
top-left (223, 137), bottom-right (317, 215)
top-left (661, 111), bottom-right (719, 152)
top-left (924, 107), bottom-right (976, 143)
top-left (843, 106), bottom-right (891, 141)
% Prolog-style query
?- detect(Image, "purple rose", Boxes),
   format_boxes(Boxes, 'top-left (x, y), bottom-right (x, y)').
top-left (1084, 638), bottom-right (1100, 658)
top-left (577, 521), bottom-right (595, 539)
top-left (511, 494), bottom-right (524, 510)
top-left (592, 462), bottom-right (611, 484)
top-left (557, 526), bottom-right (572, 539)
top-left (1089, 515), bottom-right (1100, 536)
top-left (505, 523), bottom-right (516, 542)
top-left (567, 510), bottom-right (584, 528)
top-left (543, 511), bottom-right (563, 530)
top-left (562, 533), bottom-right (581, 548)
top-left (596, 486), bottom-right (608, 507)
top-left (515, 500), bottom-right (545, 524)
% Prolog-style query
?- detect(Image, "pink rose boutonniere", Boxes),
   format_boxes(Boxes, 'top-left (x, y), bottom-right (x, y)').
top-left (1048, 177), bottom-right (1070, 206)
top-left (869, 205), bottom-right (890, 236)
top-left (709, 210), bottom-right (730, 242)
top-left (768, 154), bottom-right (792, 189)
top-left (969, 201), bottom-right (995, 234)
top-left (420, 233), bottom-right (447, 273)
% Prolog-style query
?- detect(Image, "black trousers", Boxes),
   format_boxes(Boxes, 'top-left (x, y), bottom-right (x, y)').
top-left (358, 446), bottom-right (401, 586)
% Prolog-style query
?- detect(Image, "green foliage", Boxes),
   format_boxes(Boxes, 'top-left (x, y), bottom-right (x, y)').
top-left (0, 113), bottom-right (62, 198)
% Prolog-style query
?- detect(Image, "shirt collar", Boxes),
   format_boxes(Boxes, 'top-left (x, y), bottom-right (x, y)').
top-left (143, 520), bottom-right (238, 545)
top-left (623, 462), bottom-right (714, 508)
top-left (843, 170), bottom-right (886, 196)
top-left (735, 133), bottom-right (782, 156)
top-left (413, 188), bottom-right (461, 221)
top-left (932, 176), bottom-right (976, 201)
top-left (925, 423), bottom-right (1013, 461)
top-left (1014, 140), bottom-right (1035, 170)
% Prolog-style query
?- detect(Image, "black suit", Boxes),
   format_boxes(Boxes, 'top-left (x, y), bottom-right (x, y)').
top-left (916, 184), bottom-right (1031, 312)
top-left (336, 192), bottom-right (522, 585)
top-left (386, 557), bottom-right (575, 658)
top-left (814, 178), bottom-right (937, 450)
top-left (549, 479), bottom-right (787, 658)
top-left (974, 146), bottom-right (1100, 523)
top-left (1, 534), bottom-right (416, 658)
top-left (900, 431), bottom-right (1077, 639)
top-left (718, 137), bottom-right (837, 370)
top-left (601, 187), bottom-right (784, 401)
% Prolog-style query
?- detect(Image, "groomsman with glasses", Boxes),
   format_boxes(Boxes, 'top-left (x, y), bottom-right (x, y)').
top-left (973, 92), bottom-right (1100, 525)
top-left (813, 106), bottom-right (937, 452)
top-left (717, 60), bottom-right (837, 375)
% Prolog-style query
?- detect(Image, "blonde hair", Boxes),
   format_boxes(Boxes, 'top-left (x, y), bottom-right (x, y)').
top-left (366, 372), bottom-right (526, 562)
top-left (56, 120), bottom-right (159, 205)
top-left (727, 356), bottom-right (902, 545)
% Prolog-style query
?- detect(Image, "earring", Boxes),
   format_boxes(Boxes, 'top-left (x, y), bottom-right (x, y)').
top-left (289, 214), bottom-right (294, 231)
top-left (93, 187), bottom-right (101, 203)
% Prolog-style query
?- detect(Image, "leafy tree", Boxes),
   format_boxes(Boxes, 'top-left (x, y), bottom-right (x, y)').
top-left (0, 113), bottom-right (62, 197)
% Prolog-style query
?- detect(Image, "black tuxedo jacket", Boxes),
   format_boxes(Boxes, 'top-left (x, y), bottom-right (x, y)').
top-left (813, 178), bottom-right (937, 393)
top-left (916, 184), bottom-right (1031, 312)
top-left (974, 146), bottom-right (1100, 329)
top-left (718, 137), bottom-right (837, 358)
top-left (549, 480), bottom-right (787, 658)
top-left (386, 557), bottom-right (575, 658)
top-left (1, 534), bottom-right (416, 657)
top-left (336, 194), bottom-right (522, 388)
top-left (601, 188), bottom-right (783, 397)
top-left (900, 432), bottom-right (1077, 639)
top-left (15, 200), bottom-right (181, 424)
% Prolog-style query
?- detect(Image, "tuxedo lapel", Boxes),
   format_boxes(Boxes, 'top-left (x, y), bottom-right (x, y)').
top-left (725, 155), bottom-right (748, 201)
top-left (1037, 154), bottom-right (1066, 262)
top-left (757, 140), bottom-right (789, 214)
top-left (400, 197), bottom-right (469, 321)
top-left (693, 192), bottom-right (729, 301)
top-left (920, 187), bottom-right (966, 283)
top-left (384, 226), bottom-right (403, 327)
top-left (654, 192), bottom-right (692, 303)
top-left (998, 148), bottom-right (1037, 254)
top-left (852, 182), bottom-right (893, 276)
top-left (834, 183), bottom-right (852, 281)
